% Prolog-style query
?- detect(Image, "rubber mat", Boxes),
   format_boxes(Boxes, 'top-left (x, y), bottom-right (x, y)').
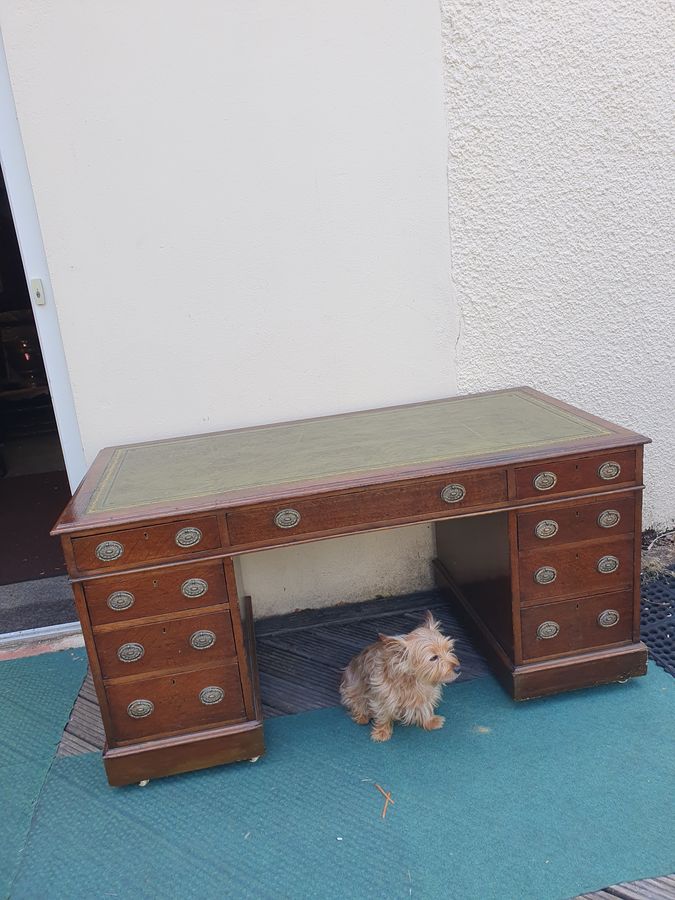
top-left (641, 569), bottom-right (675, 677)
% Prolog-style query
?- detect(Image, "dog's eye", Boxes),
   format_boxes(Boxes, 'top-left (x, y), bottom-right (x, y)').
top-left (429, 655), bottom-right (438, 661)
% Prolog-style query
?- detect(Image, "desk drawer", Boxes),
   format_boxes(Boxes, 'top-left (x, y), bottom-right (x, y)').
top-left (96, 610), bottom-right (236, 679)
top-left (519, 535), bottom-right (634, 605)
top-left (71, 516), bottom-right (221, 573)
top-left (84, 561), bottom-right (228, 627)
top-left (106, 663), bottom-right (245, 743)
top-left (227, 469), bottom-right (508, 548)
top-left (515, 449), bottom-right (637, 501)
top-left (521, 591), bottom-right (633, 661)
top-left (517, 493), bottom-right (635, 551)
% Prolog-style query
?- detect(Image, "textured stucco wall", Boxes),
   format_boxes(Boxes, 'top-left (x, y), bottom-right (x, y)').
top-left (0, 0), bottom-right (455, 611)
top-left (442, 0), bottom-right (675, 526)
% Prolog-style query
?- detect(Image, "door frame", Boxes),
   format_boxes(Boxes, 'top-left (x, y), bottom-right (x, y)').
top-left (0, 33), bottom-right (86, 491)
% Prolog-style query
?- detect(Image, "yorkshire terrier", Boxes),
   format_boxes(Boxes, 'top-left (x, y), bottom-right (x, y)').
top-left (339, 611), bottom-right (460, 741)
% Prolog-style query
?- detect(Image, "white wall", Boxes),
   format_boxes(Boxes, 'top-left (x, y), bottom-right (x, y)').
top-left (442, 0), bottom-right (675, 527)
top-left (0, 0), bottom-right (456, 610)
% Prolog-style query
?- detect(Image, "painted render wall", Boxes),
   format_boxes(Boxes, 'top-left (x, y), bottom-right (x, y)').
top-left (442, 0), bottom-right (675, 527)
top-left (0, 0), bottom-right (456, 614)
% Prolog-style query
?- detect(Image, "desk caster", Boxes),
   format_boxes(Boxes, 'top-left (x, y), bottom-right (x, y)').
top-left (249, 756), bottom-right (260, 763)
top-left (617, 677), bottom-right (629, 684)
top-left (138, 779), bottom-right (150, 786)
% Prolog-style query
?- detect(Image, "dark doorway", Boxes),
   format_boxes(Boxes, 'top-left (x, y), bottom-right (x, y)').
top-left (0, 163), bottom-right (76, 632)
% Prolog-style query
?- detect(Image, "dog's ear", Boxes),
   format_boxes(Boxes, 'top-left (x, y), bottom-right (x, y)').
top-left (378, 633), bottom-right (406, 649)
top-left (423, 610), bottom-right (441, 631)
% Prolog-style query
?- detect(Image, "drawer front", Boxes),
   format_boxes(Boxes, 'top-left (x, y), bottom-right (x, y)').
top-left (96, 610), bottom-right (236, 679)
top-left (227, 469), bottom-right (508, 548)
top-left (515, 449), bottom-right (636, 501)
top-left (72, 516), bottom-right (221, 573)
top-left (521, 591), bottom-right (633, 661)
top-left (84, 561), bottom-right (228, 627)
top-left (106, 663), bottom-right (245, 743)
top-left (517, 493), bottom-right (635, 551)
top-left (519, 535), bottom-right (634, 605)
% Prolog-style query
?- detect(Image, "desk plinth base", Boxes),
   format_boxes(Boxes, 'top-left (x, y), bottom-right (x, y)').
top-left (433, 558), bottom-right (648, 701)
top-left (103, 720), bottom-right (265, 787)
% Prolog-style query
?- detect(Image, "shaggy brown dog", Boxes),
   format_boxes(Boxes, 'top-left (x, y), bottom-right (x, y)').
top-left (339, 611), bottom-right (460, 741)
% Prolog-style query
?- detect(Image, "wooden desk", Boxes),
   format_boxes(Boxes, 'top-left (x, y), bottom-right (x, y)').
top-left (53, 387), bottom-right (650, 785)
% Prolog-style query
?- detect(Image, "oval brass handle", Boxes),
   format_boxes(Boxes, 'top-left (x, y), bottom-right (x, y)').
top-left (127, 699), bottom-right (154, 718)
top-left (190, 629), bottom-right (216, 650)
top-left (107, 590), bottom-right (135, 611)
top-left (95, 540), bottom-right (124, 562)
top-left (274, 508), bottom-right (301, 529)
top-left (597, 555), bottom-right (619, 574)
top-left (597, 509), bottom-right (621, 529)
top-left (181, 578), bottom-right (208, 599)
top-left (534, 566), bottom-right (557, 585)
top-left (440, 483), bottom-right (466, 504)
top-left (537, 620), bottom-right (560, 640)
top-left (175, 526), bottom-right (203, 548)
top-left (199, 686), bottom-right (224, 705)
top-left (534, 519), bottom-right (559, 540)
top-left (117, 642), bottom-right (145, 663)
top-left (533, 471), bottom-right (557, 491)
top-left (598, 609), bottom-right (620, 628)
top-left (598, 461), bottom-right (621, 481)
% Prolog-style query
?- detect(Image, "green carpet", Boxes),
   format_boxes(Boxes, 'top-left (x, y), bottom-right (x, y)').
top-left (7, 664), bottom-right (675, 900)
top-left (0, 649), bottom-right (87, 898)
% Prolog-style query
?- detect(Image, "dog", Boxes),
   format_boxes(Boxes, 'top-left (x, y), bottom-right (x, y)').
top-left (339, 611), bottom-right (460, 741)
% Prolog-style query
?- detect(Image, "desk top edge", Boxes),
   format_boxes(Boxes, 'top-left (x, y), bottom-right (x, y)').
top-left (53, 387), bottom-right (650, 535)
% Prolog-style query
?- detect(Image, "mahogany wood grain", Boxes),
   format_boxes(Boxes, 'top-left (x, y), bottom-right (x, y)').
top-left (516, 493), bottom-right (635, 551)
top-left (520, 590), bottom-right (633, 662)
top-left (83, 560), bottom-right (228, 627)
top-left (518, 534), bottom-right (634, 605)
top-left (103, 720), bottom-right (264, 786)
top-left (512, 643), bottom-right (648, 701)
top-left (227, 469), bottom-right (508, 549)
top-left (515, 448), bottom-right (637, 502)
top-left (71, 515), bottom-right (222, 575)
top-left (222, 558), bottom-right (257, 722)
top-left (632, 446), bottom-right (645, 642)
top-left (508, 510), bottom-right (524, 665)
top-left (95, 609), bottom-right (236, 680)
top-left (105, 662), bottom-right (245, 744)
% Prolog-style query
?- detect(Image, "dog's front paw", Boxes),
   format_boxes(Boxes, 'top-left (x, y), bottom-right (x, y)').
top-left (352, 713), bottom-right (369, 725)
top-left (423, 715), bottom-right (445, 731)
top-left (371, 722), bottom-right (393, 742)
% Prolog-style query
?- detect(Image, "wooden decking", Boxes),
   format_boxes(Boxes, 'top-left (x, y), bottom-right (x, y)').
top-left (56, 591), bottom-right (675, 900)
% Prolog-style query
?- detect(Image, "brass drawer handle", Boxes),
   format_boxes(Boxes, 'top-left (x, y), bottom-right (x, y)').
top-left (175, 526), bottom-right (203, 548)
top-left (534, 519), bottom-right (559, 540)
top-left (534, 566), bottom-right (557, 585)
top-left (117, 642), bottom-right (145, 663)
top-left (107, 590), bottom-right (135, 611)
top-left (199, 686), bottom-right (224, 705)
top-left (597, 509), bottom-right (621, 529)
top-left (127, 699), bottom-right (154, 719)
top-left (537, 620), bottom-right (560, 640)
top-left (181, 578), bottom-right (208, 599)
top-left (597, 555), bottom-right (619, 574)
top-left (598, 461), bottom-right (621, 481)
top-left (274, 508), bottom-right (301, 529)
top-left (533, 471), bottom-right (557, 491)
top-left (598, 609), bottom-right (620, 628)
top-left (440, 483), bottom-right (466, 504)
top-left (190, 629), bottom-right (216, 650)
top-left (95, 540), bottom-right (124, 562)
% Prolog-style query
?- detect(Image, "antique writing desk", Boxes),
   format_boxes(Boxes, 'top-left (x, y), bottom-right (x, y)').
top-left (53, 388), bottom-right (650, 786)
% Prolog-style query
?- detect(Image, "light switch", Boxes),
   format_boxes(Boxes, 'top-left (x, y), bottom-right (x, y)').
top-left (30, 278), bottom-right (46, 306)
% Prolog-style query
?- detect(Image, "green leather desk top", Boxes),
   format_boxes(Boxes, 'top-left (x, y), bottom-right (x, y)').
top-left (71, 388), bottom-right (639, 520)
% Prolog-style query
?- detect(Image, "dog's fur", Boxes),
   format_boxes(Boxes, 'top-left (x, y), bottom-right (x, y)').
top-left (339, 611), bottom-right (460, 741)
